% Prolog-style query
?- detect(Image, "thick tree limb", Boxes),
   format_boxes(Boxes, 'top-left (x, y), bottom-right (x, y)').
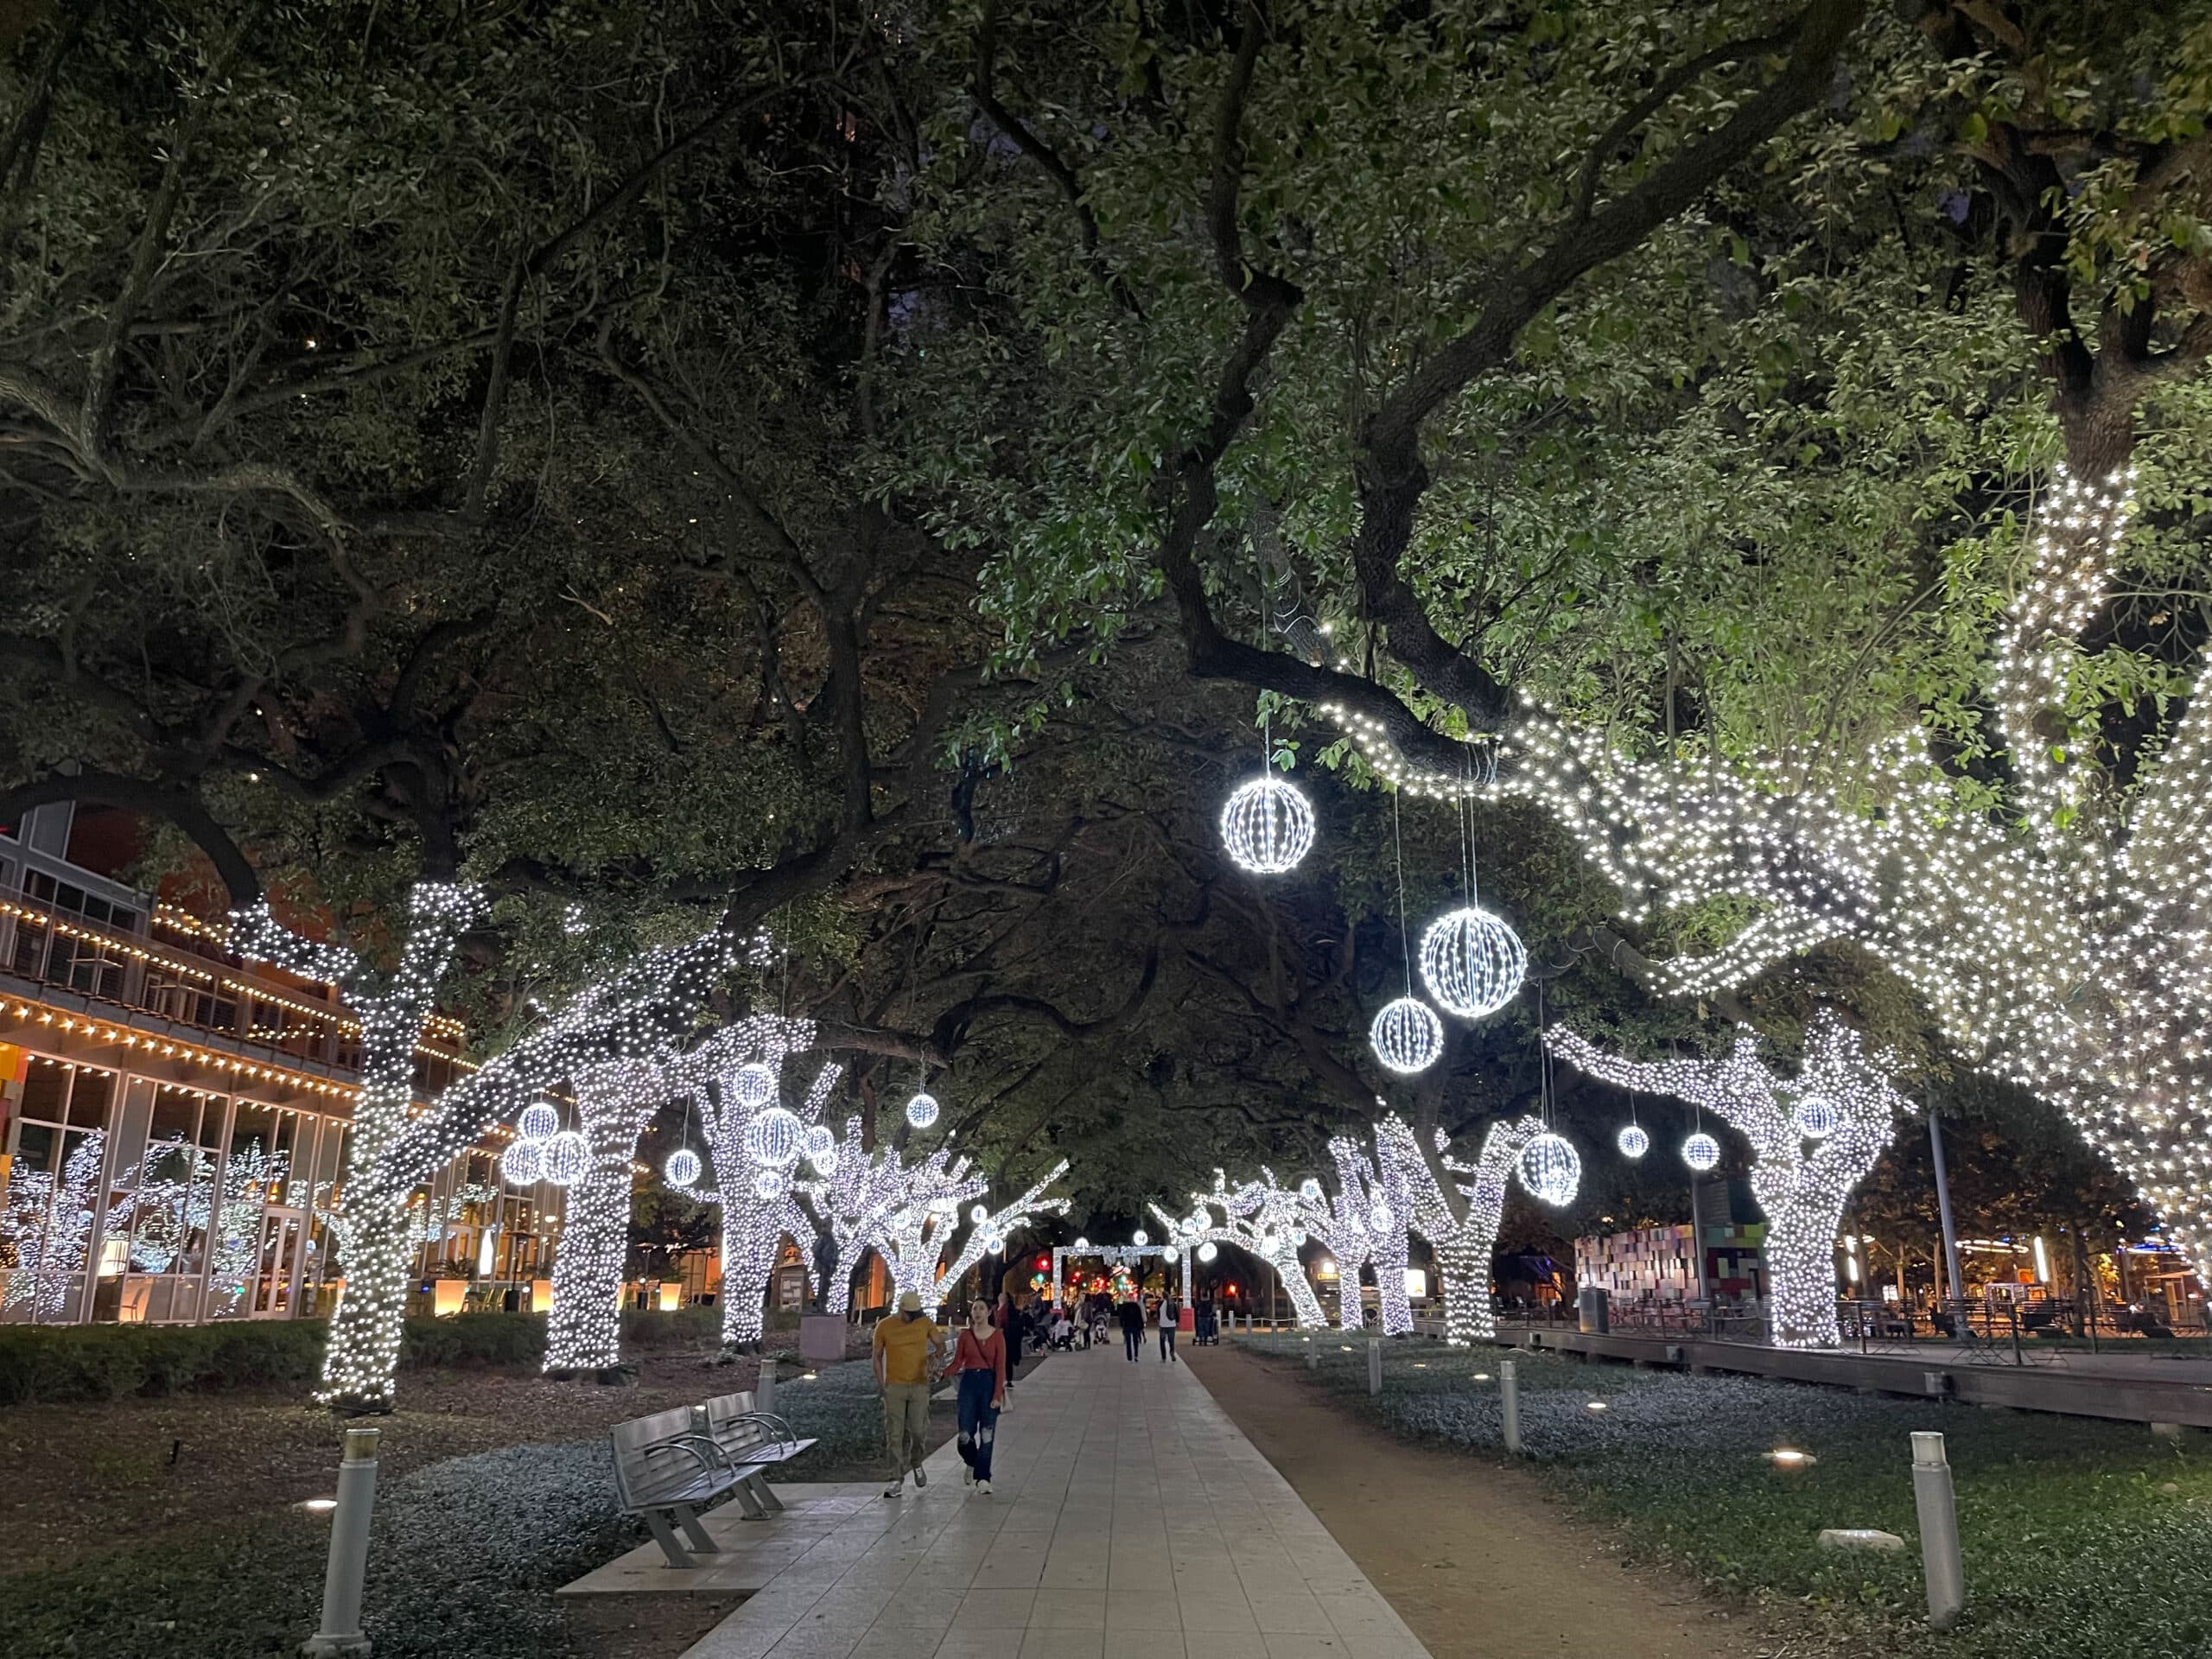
top-left (0, 770), bottom-right (260, 903)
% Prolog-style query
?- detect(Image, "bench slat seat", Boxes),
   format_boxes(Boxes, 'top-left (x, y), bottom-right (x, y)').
top-left (701, 1391), bottom-right (817, 1469)
top-left (609, 1406), bottom-right (774, 1567)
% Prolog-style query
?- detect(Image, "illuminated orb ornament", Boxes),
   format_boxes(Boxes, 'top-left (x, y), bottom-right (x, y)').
top-left (1418, 906), bottom-right (1527, 1019)
top-left (982, 1231), bottom-right (1005, 1255)
top-left (744, 1105), bottom-right (804, 1167)
top-left (1616, 1123), bottom-right (1650, 1160)
top-left (1516, 1133), bottom-right (1582, 1206)
top-left (1368, 1202), bottom-right (1391, 1234)
top-left (753, 1168), bottom-right (788, 1201)
top-left (1792, 1095), bottom-right (1839, 1140)
top-left (1186, 1210), bottom-right (1211, 1237)
top-left (1133, 1229), bottom-right (1149, 1247)
top-left (1370, 995), bottom-right (1446, 1074)
top-left (1198, 1241), bottom-right (1219, 1262)
top-left (906, 1091), bottom-right (941, 1129)
top-left (969, 1204), bottom-right (989, 1224)
top-left (1220, 774), bottom-right (1316, 874)
top-left (664, 1147), bottom-right (702, 1188)
top-left (731, 1061), bottom-right (778, 1109)
top-left (805, 1124), bottom-right (834, 1159)
top-left (1073, 1236), bottom-right (1090, 1249)
top-left (542, 1129), bottom-right (591, 1186)
top-left (810, 1144), bottom-right (839, 1176)
top-left (1259, 1232), bottom-right (1281, 1255)
top-left (1681, 1131), bottom-right (1721, 1172)
top-left (501, 1137), bottom-right (546, 1186)
top-left (1298, 1177), bottom-right (1324, 1202)
top-left (518, 1103), bottom-right (559, 1142)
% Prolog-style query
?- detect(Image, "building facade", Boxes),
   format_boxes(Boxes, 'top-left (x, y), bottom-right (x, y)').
top-left (0, 804), bottom-right (562, 1327)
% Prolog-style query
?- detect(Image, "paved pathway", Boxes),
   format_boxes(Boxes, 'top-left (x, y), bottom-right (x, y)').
top-left (677, 1346), bottom-right (1432, 1659)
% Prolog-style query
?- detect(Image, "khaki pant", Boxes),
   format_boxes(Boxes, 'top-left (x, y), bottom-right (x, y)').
top-left (882, 1381), bottom-right (930, 1479)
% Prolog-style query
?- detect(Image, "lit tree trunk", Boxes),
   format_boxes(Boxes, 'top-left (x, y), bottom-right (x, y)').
top-left (1382, 1114), bottom-right (1546, 1347)
top-left (545, 1063), bottom-right (662, 1373)
top-left (232, 881), bottom-right (482, 1414)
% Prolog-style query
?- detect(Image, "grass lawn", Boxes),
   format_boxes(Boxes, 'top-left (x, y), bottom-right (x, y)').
top-left (0, 1354), bottom-right (918, 1659)
top-left (1236, 1333), bottom-right (2212, 1659)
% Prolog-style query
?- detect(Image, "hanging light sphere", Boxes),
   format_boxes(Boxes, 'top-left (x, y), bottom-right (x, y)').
top-left (1419, 906), bottom-right (1527, 1019)
top-left (1186, 1210), bottom-right (1211, 1238)
top-left (744, 1105), bottom-right (804, 1167)
top-left (753, 1168), bottom-right (788, 1201)
top-left (1517, 1133), bottom-right (1582, 1206)
top-left (1616, 1123), bottom-right (1650, 1160)
top-left (517, 1103), bottom-right (560, 1142)
top-left (1074, 1236), bottom-right (1090, 1249)
top-left (1298, 1178), bottom-right (1324, 1202)
top-left (501, 1137), bottom-right (546, 1187)
top-left (905, 1091), bottom-right (941, 1129)
top-left (1219, 774), bottom-right (1316, 874)
top-left (664, 1148), bottom-right (702, 1188)
top-left (810, 1144), bottom-right (840, 1176)
top-left (1370, 995), bottom-right (1446, 1074)
top-left (1681, 1132), bottom-right (1721, 1173)
top-left (805, 1124), bottom-right (834, 1159)
top-left (1258, 1231), bottom-right (1281, 1255)
top-left (969, 1204), bottom-right (989, 1224)
top-left (542, 1129), bottom-right (591, 1187)
top-left (1133, 1229), bottom-right (1149, 1247)
top-left (1792, 1095), bottom-right (1839, 1140)
top-left (731, 1062), bottom-right (778, 1109)
top-left (1198, 1241), bottom-right (1219, 1262)
top-left (982, 1231), bottom-right (1006, 1255)
top-left (1368, 1202), bottom-right (1392, 1234)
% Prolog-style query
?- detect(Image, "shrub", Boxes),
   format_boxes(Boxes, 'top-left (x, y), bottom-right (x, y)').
top-left (619, 1305), bottom-right (722, 1350)
top-left (396, 1310), bottom-right (545, 1370)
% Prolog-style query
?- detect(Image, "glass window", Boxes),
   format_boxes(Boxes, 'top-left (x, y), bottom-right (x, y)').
top-left (18, 1062), bottom-right (67, 1126)
top-left (67, 1070), bottom-right (113, 1128)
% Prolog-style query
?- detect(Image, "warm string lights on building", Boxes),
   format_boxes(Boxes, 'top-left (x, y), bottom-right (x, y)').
top-left (1548, 1014), bottom-right (1909, 1349)
top-left (1379, 1113), bottom-right (1551, 1345)
top-left (544, 1061), bottom-right (665, 1372)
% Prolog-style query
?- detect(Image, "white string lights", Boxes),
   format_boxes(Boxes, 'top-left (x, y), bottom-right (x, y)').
top-left (230, 882), bottom-right (485, 1413)
top-left (1419, 907), bottom-right (1526, 1019)
top-left (1517, 1133), bottom-right (1582, 1207)
top-left (518, 1103), bottom-right (560, 1141)
top-left (1220, 773), bottom-right (1315, 874)
top-left (1168, 1168), bottom-right (1328, 1327)
top-left (1380, 1113), bottom-right (1548, 1345)
top-left (1617, 1123), bottom-right (1650, 1160)
top-left (1371, 792), bottom-right (1445, 1074)
top-left (1548, 1014), bottom-right (1908, 1348)
top-left (664, 1148), bottom-right (702, 1188)
top-left (544, 1061), bottom-right (664, 1373)
top-left (1681, 1131), bottom-right (1721, 1172)
top-left (905, 1090), bottom-right (941, 1129)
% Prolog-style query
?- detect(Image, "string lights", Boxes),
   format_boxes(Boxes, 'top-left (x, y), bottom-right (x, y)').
top-left (1379, 1113), bottom-right (1548, 1344)
top-left (1517, 1133), bottom-right (1582, 1207)
top-left (1371, 792), bottom-right (1444, 1074)
top-left (1681, 1132), bottom-right (1721, 1172)
top-left (1548, 1015), bottom-right (1908, 1348)
top-left (905, 1091), bottom-right (940, 1129)
top-left (1419, 907), bottom-right (1526, 1019)
top-left (544, 1061), bottom-right (664, 1373)
top-left (1617, 1123), bottom-right (1650, 1160)
top-left (1168, 1168), bottom-right (1328, 1328)
top-left (1220, 773), bottom-right (1315, 874)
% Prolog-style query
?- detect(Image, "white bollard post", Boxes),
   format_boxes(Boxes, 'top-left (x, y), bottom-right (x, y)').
top-left (302, 1427), bottom-right (380, 1657)
top-left (1368, 1338), bottom-right (1382, 1396)
top-left (1305, 1336), bottom-right (1316, 1370)
top-left (1910, 1431), bottom-right (1964, 1631)
top-left (756, 1360), bottom-right (776, 1416)
top-left (1499, 1357), bottom-right (1522, 1455)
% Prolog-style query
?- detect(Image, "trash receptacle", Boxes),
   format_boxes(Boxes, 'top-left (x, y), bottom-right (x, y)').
top-left (1577, 1285), bottom-right (1610, 1335)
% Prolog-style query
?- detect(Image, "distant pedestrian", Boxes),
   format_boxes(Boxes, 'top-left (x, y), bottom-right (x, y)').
top-left (1193, 1290), bottom-right (1215, 1345)
top-left (874, 1291), bottom-right (945, 1498)
top-left (1158, 1293), bottom-right (1181, 1363)
top-left (1117, 1291), bottom-right (1145, 1362)
top-left (948, 1298), bottom-right (1007, 1496)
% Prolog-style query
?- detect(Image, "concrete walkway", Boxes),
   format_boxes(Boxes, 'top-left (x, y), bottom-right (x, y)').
top-left (677, 1346), bottom-right (1432, 1659)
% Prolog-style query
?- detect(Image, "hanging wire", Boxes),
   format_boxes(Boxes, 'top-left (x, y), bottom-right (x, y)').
top-left (1391, 790), bottom-right (1414, 994)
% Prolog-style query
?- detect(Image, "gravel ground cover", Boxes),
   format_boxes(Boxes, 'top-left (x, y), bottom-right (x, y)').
top-left (1237, 1333), bottom-right (2212, 1659)
top-left (0, 1355), bottom-right (918, 1659)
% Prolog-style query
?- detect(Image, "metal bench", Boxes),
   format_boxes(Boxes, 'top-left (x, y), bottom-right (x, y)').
top-left (609, 1406), bottom-right (775, 1568)
top-left (700, 1389), bottom-right (817, 1473)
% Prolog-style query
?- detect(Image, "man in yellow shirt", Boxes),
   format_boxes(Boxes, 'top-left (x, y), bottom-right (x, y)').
top-left (873, 1290), bottom-right (945, 1497)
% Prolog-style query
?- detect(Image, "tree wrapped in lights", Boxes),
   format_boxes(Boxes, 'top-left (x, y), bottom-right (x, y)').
top-left (1378, 1114), bottom-right (1548, 1345)
top-left (1284, 1136), bottom-right (1414, 1333)
top-left (929, 1160), bottom-right (1071, 1315)
top-left (674, 1014), bottom-right (839, 1346)
top-left (864, 1147), bottom-right (990, 1306)
top-left (795, 1116), bottom-right (901, 1318)
top-left (1548, 1014), bottom-right (1906, 1349)
top-left (231, 882), bottom-right (485, 1412)
top-left (1164, 1168), bottom-right (1327, 1329)
top-left (543, 1061), bottom-right (665, 1373)
top-left (1480, 467), bottom-right (2212, 1282)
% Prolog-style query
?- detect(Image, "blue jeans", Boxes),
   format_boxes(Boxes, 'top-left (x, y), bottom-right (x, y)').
top-left (956, 1368), bottom-right (1000, 1482)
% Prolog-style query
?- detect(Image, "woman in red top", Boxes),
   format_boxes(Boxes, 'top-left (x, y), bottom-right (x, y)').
top-left (949, 1297), bottom-right (1008, 1493)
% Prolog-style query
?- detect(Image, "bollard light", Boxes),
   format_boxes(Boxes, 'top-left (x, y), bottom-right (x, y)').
top-left (1910, 1431), bottom-right (1965, 1631)
top-left (1500, 1357), bottom-right (1522, 1456)
top-left (302, 1427), bottom-right (380, 1657)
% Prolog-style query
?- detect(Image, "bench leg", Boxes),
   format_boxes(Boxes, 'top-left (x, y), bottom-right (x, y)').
top-left (642, 1510), bottom-right (696, 1568)
top-left (673, 1503), bottom-right (720, 1556)
top-left (728, 1478), bottom-right (768, 1520)
top-left (745, 1471), bottom-right (785, 1513)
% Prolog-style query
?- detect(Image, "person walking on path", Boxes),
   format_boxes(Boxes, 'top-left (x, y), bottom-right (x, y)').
top-left (1158, 1292), bottom-right (1181, 1363)
top-left (1117, 1290), bottom-right (1145, 1362)
top-left (947, 1297), bottom-right (1008, 1495)
top-left (874, 1290), bottom-right (944, 1498)
top-left (1192, 1289), bottom-right (1215, 1346)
